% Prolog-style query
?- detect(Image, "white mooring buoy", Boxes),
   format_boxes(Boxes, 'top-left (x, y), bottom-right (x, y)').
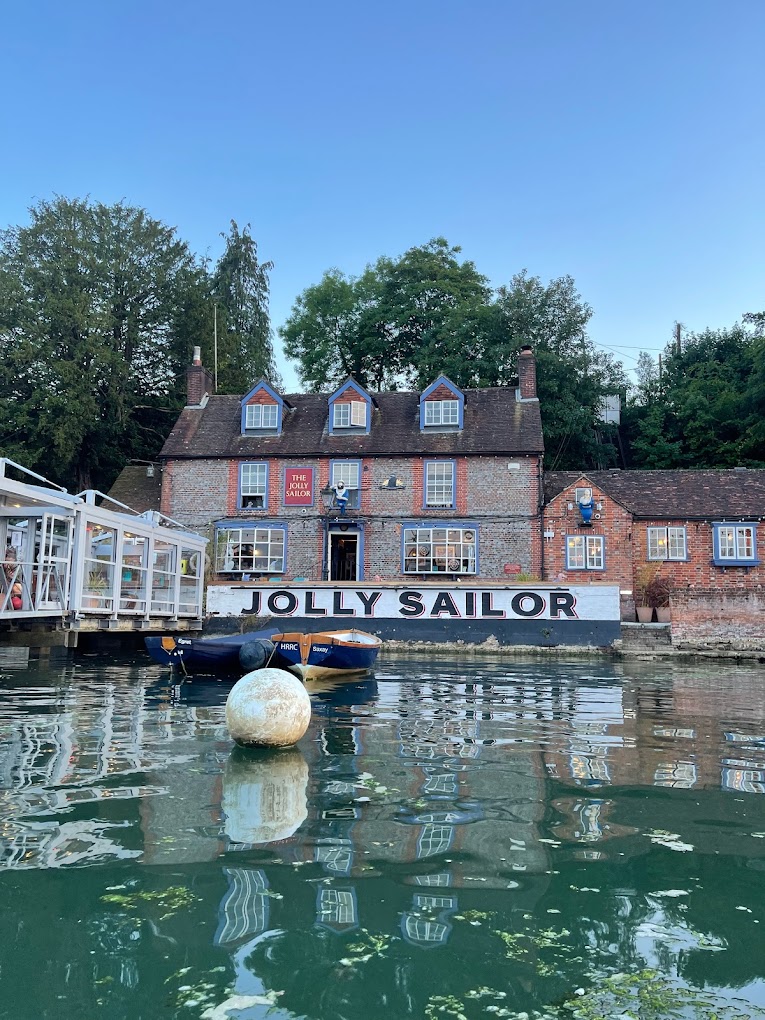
top-left (225, 667), bottom-right (311, 748)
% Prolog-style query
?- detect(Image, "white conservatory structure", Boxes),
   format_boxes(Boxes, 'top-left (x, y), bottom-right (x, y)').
top-left (0, 459), bottom-right (207, 628)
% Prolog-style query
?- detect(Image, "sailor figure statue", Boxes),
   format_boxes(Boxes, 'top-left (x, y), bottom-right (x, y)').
top-left (333, 480), bottom-right (350, 515)
top-left (578, 488), bottom-right (594, 526)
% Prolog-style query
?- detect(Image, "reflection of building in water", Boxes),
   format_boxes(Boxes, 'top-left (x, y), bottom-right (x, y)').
top-left (215, 868), bottom-right (271, 946)
top-left (654, 760), bottom-right (697, 788)
top-left (0, 681), bottom-right (149, 868)
top-left (317, 887), bottom-right (358, 932)
top-left (401, 893), bottom-right (458, 947)
top-left (722, 759), bottom-right (765, 794)
top-left (565, 684), bottom-right (625, 787)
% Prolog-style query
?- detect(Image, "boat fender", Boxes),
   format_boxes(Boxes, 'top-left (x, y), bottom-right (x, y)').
top-left (239, 638), bottom-right (276, 673)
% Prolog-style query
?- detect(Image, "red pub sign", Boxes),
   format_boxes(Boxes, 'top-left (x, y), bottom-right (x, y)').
top-left (284, 467), bottom-right (314, 506)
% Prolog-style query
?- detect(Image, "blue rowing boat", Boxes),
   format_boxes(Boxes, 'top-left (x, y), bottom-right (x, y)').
top-left (271, 629), bottom-right (381, 680)
top-left (144, 627), bottom-right (287, 674)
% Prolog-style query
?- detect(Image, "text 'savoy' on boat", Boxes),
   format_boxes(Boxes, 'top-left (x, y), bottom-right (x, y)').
top-left (271, 629), bottom-right (382, 680)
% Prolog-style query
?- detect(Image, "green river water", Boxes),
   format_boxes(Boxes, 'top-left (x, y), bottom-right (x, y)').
top-left (2, 647), bottom-right (765, 1020)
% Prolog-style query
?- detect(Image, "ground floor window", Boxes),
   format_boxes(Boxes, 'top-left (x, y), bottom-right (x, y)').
top-left (566, 534), bottom-right (605, 570)
top-left (403, 525), bottom-right (477, 574)
top-left (215, 524), bottom-right (285, 576)
top-left (713, 523), bottom-right (759, 565)
top-left (648, 526), bottom-right (687, 560)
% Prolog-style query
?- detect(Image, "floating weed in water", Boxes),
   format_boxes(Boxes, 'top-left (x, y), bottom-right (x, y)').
top-left (649, 889), bottom-right (689, 898)
top-left (100, 884), bottom-right (200, 920)
top-left (646, 829), bottom-right (694, 852)
top-left (454, 910), bottom-right (496, 923)
top-left (338, 928), bottom-right (397, 968)
top-left (424, 994), bottom-right (467, 1020)
top-left (553, 968), bottom-right (765, 1019)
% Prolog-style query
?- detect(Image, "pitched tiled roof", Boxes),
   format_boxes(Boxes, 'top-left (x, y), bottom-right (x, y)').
top-left (544, 469), bottom-right (765, 519)
top-left (160, 389), bottom-right (544, 459)
top-left (105, 466), bottom-right (162, 513)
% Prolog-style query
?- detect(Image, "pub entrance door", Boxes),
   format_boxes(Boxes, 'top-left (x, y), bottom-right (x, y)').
top-left (328, 532), bottom-right (358, 581)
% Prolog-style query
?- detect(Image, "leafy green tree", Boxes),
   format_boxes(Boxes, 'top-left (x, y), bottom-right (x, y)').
top-left (0, 197), bottom-right (209, 491)
top-left (626, 322), bottom-right (765, 468)
top-left (372, 238), bottom-right (493, 388)
top-left (489, 272), bottom-right (628, 469)
top-left (282, 244), bottom-right (626, 469)
top-left (281, 267), bottom-right (384, 391)
top-left (211, 221), bottom-right (278, 392)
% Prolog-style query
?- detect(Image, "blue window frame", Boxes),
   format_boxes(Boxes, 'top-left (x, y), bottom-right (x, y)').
top-left (240, 381), bottom-right (283, 435)
top-left (239, 462), bottom-right (268, 510)
top-left (713, 522), bottom-right (760, 566)
top-left (330, 460), bottom-right (362, 509)
top-left (423, 460), bottom-right (456, 509)
top-left (419, 376), bottom-right (464, 431)
top-left (566, 534), bottom-right (605, 570)
top-left (328, 380), bottom-right (372, 435)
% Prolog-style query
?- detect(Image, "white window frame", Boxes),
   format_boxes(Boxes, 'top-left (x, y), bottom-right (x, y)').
top-left (714, 523), bottom-right (758, 564)
top-left (215, 526), bottom-right (285, 575)
top-left (566, 534), bottom-right (605, 570)
top-left (424, 399), bottom-right (459, 426)
top-left (331, 461), bottom-right (360, 508)
top-left (333, 400), bottom-right (366, 428)
top-left (403, 526), bottom-right (477, 575)
top-left (425, 461), bottom-right (455, 507)
top-left (240, 463), bottom-right (267, 509)
top-left (245, 403), bottom-right (278, 429)
top-left (647, 526), bottom-right (687, 561)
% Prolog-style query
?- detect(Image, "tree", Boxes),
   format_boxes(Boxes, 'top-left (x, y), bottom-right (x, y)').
top-left (0, 197), bottom-right (209, 491)
top-left (280, 268), bottom-right (383, 391)
top-left (281, 239), bottom-right (492, 392)
top-left (626, 322), bottom-right (765, 468)
top-left (211, 221), bottom-right (278, 392)
top-left (490, 272), bottom-right (628, 469)
top-left (281, 243), bottom-right (627, 468)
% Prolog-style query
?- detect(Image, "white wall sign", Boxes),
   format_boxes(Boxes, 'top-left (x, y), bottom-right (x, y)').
top-left (207, 584), bottom-right (620, 621)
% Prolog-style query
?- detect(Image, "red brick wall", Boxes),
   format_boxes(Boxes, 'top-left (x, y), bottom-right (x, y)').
top-left (671, 589), bottom-right (765, 646)
top-left (244, 392), bottom-right (278, 406)
top-left (425, 384), bottom-right (458, 401)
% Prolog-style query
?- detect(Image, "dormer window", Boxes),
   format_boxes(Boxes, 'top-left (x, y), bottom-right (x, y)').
top-left (328, 380), bottom-right (372, 435)
top-left (419, 376), bottom-right (464, 431)
top-left (240, 381), bottom-right (284, 435)
top-left (333, 401), bottom-right (367, 429)
top-left (245, 403), bottom-right (278, 430)
top-left (424, 399), bottom-right (459, 427)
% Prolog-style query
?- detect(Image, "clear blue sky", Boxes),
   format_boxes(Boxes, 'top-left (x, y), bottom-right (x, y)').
top-left (2, 0), bottom-right (763, 389)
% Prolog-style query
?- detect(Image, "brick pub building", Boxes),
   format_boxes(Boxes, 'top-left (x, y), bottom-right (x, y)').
top-left (148, 346), bottom-right (765, 648)
top-left (159, 346), bottom-right (545, 586)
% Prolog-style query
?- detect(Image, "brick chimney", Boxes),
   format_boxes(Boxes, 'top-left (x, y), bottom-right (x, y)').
top-left (186, 346), bottom-right (214, 407)
top-left (517, 345), bottom-right (538, 401)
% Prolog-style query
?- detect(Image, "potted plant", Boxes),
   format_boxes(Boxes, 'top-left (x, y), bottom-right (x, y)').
top-left (633, 565), bottom-right (657, 622)
top-left (647, 573), bottom-right (673, 623)
top-left (84, 569), bottom-right (109, 609)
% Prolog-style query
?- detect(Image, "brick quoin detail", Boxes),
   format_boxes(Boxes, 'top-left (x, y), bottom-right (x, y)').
top-left (457, 458), bottom-right (468, 515)
top-left (227, 462), bottom-right (239, 515)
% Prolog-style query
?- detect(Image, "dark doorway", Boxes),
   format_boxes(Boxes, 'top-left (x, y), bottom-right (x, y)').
top-left (329, 533), bottom-right (358, 581)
